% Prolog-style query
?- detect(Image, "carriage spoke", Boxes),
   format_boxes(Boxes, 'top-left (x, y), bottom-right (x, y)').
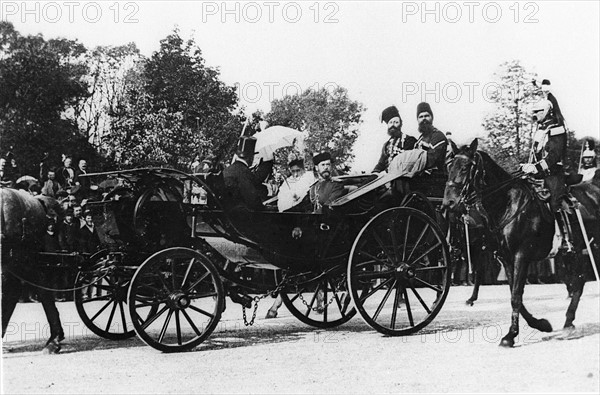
top-left (181, 258), bottom-right (195, 289)
top-left (371, 230), bottom-right (395, 265)
top-left (359, 276), bottom-right (394, 303)
top-left (403, 287), bottom-right (414, 327)
top-left (104, 300), bottom-right (118, 332)
top-left (157, 309), bottom-right (174, 343)
top-left (187, 291), bottom-right (218, 300)
top-left (140, 305), bottom-right (169, 330)
top-left (81, 295), bottom-right (112, 303)
top-left (184, 271), bottom-right (210, 294)
top-left (372, 279), bottom-right (396, 322)
top-left (175, 310), bottom-right (182, 345)
top-left (409, 285), bottom-right (431, 314)
top-left (358, 251), bottom-right (391, 267)
top-left (408, 242), bottom-right (442, 267)
top-left (402, 215), bottom-right (411, 261)
top-left (118, 301), bottom-right (128, 333)
top-left (413, 276), bottom-right (442, 293)
top-left (323, 281), bottom-right (328, 322)
top-left (390, 283), bottom-right (402, 329)
top-left (407, 222), bottom-right (430, 262)
top-left (90, 299), bottom-right (114, 321)
top-left (290, 287), bottom-right (308, 303)
top-left (181, 309), bottom-right (202, 337)
top-left (188, 304), bottom-right (215, 319)
top-left (389, 218), bottom-right (400, 262)
top-left (156, 271), bottom-right (172, 293)
top-left (415, 265), bottom-right (447, 271)
top-left (170, 259), bottom-right (176, 290)
top-left (305, 282), bottom-right (320, 317)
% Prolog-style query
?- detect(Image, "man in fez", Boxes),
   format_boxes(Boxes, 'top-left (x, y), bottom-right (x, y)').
top-left (373, 105), bottom-right (417, 173)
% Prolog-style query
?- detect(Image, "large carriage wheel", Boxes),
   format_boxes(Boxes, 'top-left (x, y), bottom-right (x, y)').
top-left (348, 207), bottom-right (451, 336)
top-left (401, 191), bottom-right (437, 220)
top-left (74, 250), bottom-right (140, 340)
top-left (280, 266), bottom-right (356, 328)
top-left (128, 247), bottom-right (224, 352)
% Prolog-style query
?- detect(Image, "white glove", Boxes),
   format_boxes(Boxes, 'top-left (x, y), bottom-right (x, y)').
top-left (521, 163), bottom-right (538, 174)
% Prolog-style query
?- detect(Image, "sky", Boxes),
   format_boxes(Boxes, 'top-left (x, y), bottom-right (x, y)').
top-left (2, 0), bottom-right (599, 171)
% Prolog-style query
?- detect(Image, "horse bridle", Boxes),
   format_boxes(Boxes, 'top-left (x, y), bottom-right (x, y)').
top-left (445, 152), bottom-right (484, 207)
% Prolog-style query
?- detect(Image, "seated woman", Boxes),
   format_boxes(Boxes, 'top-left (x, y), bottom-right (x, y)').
top-left (277, 152), bottom-right (316, 212)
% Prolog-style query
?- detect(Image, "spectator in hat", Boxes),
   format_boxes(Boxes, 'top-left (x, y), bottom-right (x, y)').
top-left (277, 152), bottom-right (316, 212)
top-left (579, 139), bottom-right (598, 183)
top-left (309, 152), bottom-right (346, 213)
top-left (58, 155), bottom-right (76, 188)
top-left (78, 211), bottom-right (100, 254)
top-left (59, 208), bottom-right (79, 252)
top-left (223, 136), bottom-right (269, 211)
top-left (414, 102), bottom-right (448, 172)
top-left (41, 168), bottom-right (63, 197)
top-left (373, 106), bottom-right (417, 173)
top-left (74, 158), bottom-right (90, 194)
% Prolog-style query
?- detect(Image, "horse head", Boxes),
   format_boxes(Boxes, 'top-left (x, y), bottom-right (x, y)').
top-left (0, 188), bottom-right (56, 245)
top-left (442, 138), bottom-right (482, 212)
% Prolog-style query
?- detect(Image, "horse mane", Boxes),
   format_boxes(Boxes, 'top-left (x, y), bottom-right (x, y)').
top-left (476, 151), bottom-right (512, 184)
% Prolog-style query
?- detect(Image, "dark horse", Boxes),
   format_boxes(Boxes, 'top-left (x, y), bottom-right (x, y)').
top-left (443, 139), bottom-right (598, 347)
top-left (1, 187), bottom-right (65, 352)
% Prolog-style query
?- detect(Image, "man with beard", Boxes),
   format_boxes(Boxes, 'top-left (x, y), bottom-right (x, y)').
top-left (414, 102), bottom-right (448, 172)
top-left (309, 152), bottom-right (346, 213)
top-left (373, 105), bottom-right (417, 173)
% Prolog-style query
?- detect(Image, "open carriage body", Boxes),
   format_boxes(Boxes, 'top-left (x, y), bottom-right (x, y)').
top-left (75, 167), bottom-right (452, 352)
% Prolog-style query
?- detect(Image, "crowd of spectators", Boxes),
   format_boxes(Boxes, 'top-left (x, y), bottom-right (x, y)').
top-left (2, 150), bottom-right (99, 302)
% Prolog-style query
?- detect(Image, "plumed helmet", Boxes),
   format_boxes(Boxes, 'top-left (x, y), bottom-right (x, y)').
top-left (532, 99), bottom-right (552, 122)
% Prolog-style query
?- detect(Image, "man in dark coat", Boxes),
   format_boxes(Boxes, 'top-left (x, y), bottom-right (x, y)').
top-left (373, 105), bottom-right (417, 173)
top-left (223, 136), bottom-right (268, 212)
top-left (522, 98), bottom-right (568, 212)
top-left (78, 211), bottom-right (100, 254)
top-left (309, 152), bottom-right (346, 213)
top-left (414, 102), bottom-right (448, 172)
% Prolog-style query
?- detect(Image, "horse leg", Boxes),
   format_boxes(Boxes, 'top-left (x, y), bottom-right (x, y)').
top-left (1, 272), bottom-right (22, 338)
top-left (562, 251), bottom-right (586, 329)
top-left (466, 248), bottom-right (485, 306)
top-left (500, 252), bottom-right (528, 347)
top-left (265, 295), bottom-right (283, 319)
top-left (519, 305), bottom-right (553, 333)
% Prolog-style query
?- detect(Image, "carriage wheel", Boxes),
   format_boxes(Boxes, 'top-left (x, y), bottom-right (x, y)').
top-left (74, 251), bottom-right (140, 340)
top-left (401, 192), bottom-right (437, 219)
top-left (280, 266), bottom-right (356, 328)
top-left (348, 207), bottom-right (451, 336)
top-left (128, 247), bottom-right (224, 352)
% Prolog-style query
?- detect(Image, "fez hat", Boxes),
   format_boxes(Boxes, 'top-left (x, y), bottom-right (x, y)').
top-left (417, 102), bottom-right (433, 118)
top-left (313, 152), bottom-right (332, 166)
top-left (541, 79), bottom-right (551, 86)
top-left (236, 136), bottom-right (257, 160)
top-left (381, 106), bottom-right (401, 124)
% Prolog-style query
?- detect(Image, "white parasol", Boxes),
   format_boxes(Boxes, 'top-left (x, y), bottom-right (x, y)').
top-left (253, 126), bottom-right (305, 164)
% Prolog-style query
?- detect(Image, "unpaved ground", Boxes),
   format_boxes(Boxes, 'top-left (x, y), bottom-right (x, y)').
top-left (2, 283), bottom-right (599, 394)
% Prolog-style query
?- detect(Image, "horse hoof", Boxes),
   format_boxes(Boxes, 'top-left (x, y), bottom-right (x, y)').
top-left (536, 319), bottom-right (553, 333)
top-left (499, 338), bottom-right (515, 348)
top-left (465, 299), bottom-right (474, 306)
top-left (42, 340), bottom-right (61, 355)
top-left (265, 310), bottom-right (278, 319)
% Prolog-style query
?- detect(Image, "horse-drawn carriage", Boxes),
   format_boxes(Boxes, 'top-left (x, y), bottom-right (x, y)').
top-left (65, 166), bottom-right (453, 352)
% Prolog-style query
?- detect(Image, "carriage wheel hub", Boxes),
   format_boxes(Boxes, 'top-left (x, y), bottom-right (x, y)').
top-left (168, 292), bottom-right (190, 309)
top-left (396, 264), bottom-right (415, 279)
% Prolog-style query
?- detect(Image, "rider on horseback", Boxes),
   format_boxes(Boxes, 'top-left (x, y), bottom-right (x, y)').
top-left (521, 98), bottom-right (568, 213)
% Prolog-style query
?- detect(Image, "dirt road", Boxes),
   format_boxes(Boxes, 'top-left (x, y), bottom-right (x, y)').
top-left (2, 283), bottom-right (599, 393)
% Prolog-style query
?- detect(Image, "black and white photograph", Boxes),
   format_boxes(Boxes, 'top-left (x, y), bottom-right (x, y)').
top-left (1, 1), bottom-right (599, 393)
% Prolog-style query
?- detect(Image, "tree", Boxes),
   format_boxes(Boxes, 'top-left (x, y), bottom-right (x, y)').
top-left (481, 60), bottom-right (540, 170)
top-left (106, 29), bottom-right (242, 169)
top-left (265, 86), bottom-right (364, 170)
top-left (0, 21), bottom-right (101, 176)
top-left (75, 43), bottom-right (142, 149)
